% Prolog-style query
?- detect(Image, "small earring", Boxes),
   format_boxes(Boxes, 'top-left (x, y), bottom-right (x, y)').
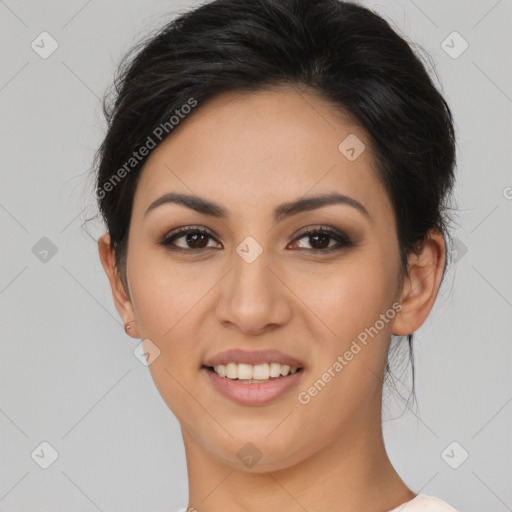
top-left (124, 320), bottom-right (136, 334)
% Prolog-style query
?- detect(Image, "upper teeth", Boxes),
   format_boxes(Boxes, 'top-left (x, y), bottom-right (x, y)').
top-left (213, 363), bottom-right (300, 380)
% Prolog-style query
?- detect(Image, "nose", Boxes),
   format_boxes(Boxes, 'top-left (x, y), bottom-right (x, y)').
top-left (216, 245), bottom-right (292, 335)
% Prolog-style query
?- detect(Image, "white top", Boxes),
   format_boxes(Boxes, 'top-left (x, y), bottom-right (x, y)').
top-left (175, 493), bottom-right (458, 512)
top-left (387, 493), bottom-right (459, 511)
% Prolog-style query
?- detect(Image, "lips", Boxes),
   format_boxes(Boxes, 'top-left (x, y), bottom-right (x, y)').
top-left (202, 348), bottom-right (304, 369)
top-left (203, 364), bottom-right (304, 405)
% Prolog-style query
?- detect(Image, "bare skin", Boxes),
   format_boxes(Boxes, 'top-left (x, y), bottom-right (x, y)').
top-left (98, 85), bottom-right (445, 511)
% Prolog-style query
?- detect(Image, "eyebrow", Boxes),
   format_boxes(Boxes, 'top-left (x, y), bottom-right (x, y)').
top-left (144, 191), bottom-right (371, 222)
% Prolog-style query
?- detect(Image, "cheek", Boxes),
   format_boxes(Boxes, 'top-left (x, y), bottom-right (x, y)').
top-left (126, 249), bottom-right (213, 414)
top-left (292, 261), bottom-right (397, 420)
top-left (127, 244), bottom-right (209, 337)
top-left (298, 259), bottom-right (395, 340)
top-left (291, 254), bottom-right (400, 403)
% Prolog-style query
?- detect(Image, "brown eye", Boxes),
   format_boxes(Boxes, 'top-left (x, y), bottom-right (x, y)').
top-left (307, 233), bottom-right (331, 249)
top-left (291, 226), bottom-right (354, 252)
top-left (184, 231), bottom-right (209, 249)
top-left (160, 227), bottom-right (222, 251)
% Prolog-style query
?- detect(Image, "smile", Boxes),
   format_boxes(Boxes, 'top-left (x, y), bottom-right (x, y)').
top-left (202, 365), bottom-right (304, 405)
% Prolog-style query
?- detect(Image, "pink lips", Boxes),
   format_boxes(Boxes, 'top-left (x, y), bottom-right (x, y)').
top-left (203, 366), bottom-right (304, 406)
top-left (202, 348), bottom-right (305, 406)
top-left (202, 348), bottom-right (304, 369)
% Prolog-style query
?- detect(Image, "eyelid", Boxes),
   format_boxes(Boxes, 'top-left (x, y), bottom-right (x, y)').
top-left (292, 224), bottom-right (350, 240)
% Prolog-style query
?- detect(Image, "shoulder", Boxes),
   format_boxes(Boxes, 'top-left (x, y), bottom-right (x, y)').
top-left (388, 494), bottom-right (459, 512)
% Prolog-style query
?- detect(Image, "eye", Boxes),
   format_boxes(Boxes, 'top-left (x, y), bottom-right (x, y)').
top-left (159, 225), bottom-right (354, 253)
top-left (289, 226), bottom-right (354, 252)
top-left (159, 226), bottom-right (222, 251)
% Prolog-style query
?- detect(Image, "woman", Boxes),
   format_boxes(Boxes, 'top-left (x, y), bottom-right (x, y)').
top-left (94, 0), bottom-right (459, 510)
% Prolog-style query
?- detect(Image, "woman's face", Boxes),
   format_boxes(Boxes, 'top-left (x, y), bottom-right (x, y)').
top-left (118, 87), bottom-right (407, 470)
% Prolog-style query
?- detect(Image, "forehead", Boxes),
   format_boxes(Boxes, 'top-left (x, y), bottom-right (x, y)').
top-left (132, 87), bottom-right (393, 225)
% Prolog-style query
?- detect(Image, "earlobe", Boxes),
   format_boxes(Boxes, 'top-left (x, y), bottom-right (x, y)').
top-left (97, 233), bottom-right (140, 338)
top-left (390, 229), bottom-right (446, 336)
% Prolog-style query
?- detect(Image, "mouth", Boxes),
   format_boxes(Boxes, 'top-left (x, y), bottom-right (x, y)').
top-left (201, 363), bottom-right (305, 406)
top-left (201, 348), bottom-right (306, 405)
top-left (202, 363), bottom-right (304, 383)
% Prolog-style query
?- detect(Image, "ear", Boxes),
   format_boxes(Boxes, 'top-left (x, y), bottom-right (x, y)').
top-left (98, 233), bottom-right (140, 338)
top-left (391, 229), bottom-right (446, 336)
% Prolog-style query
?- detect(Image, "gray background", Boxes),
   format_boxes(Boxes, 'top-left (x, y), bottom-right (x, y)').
top-left (0, 0), bottom-right (511, 510)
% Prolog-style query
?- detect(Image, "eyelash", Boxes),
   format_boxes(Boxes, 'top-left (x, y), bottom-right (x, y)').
top-left (159, 225), bottom-right (354, 253)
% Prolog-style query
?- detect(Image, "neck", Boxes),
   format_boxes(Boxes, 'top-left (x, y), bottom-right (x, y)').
top-left (180, 402), bottom-right (415, 511)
